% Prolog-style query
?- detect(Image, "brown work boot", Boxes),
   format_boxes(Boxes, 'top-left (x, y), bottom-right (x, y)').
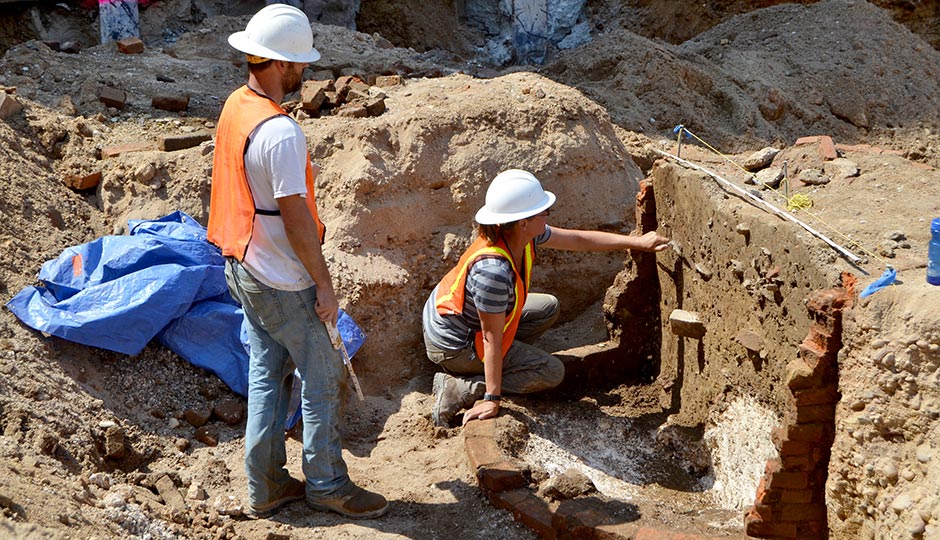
top-left (307, 484), bottom-right (389, 519)
top-left (431, 372), bottom-right (484, 428)
top-left (247, 477), bottom-right (306, 519)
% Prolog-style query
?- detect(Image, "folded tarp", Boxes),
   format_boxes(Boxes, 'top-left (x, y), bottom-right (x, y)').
top-left (7, 211), bottom-right (364, 400)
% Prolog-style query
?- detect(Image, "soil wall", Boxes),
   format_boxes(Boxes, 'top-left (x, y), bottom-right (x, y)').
top-left (650, 159), bottom-right (837, 428)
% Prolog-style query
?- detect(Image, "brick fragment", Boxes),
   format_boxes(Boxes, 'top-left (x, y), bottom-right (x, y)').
top-left (463, 417), bottom-right (496, 438)
top-left (594, 523), bottom-right (639, 539)
top-left (301, 80), bottom-right (333, 111)
top-left (780, 489), bottom-right (814, 504)
top-left (159, 132), bottom-right (212, 152)
top-left (117, 37), bottom-right (144, 54)
top-left (152, 94), bottom-right (190, 112)
top-left (668, 309), bottom-right (706, 339)
top-left (365, 96), bottom-right (386, 117)
top-left (780, 503), bottom-right (826, 521)
top-left (101, 141), bottom-right (152, 158)
top-left (465, 435), bottom-right (503, 469)
top-left (374, 74), bottom-right (402, 87)
top-left (183, 408), bottom-right (210, 428)
top-left (787, 422), bottom-right (827, 443)
top-left (477, 460), bottom-right (528, 492)
top-left (793, 387), bottom-right (839, 406)
top-left (98, 85), bottom-right (126, 109)
top-left (211, 398), bottom-right (244, 426)
top-left (336, 103), bottom-right (368, 118)
top-left (794, 135), bottom-right (837, 161)
top-left (796, 404), bottom-right (835, 424)
top-left (0, 92), bottom-right (23, 119)
top-left (745, 509), bottom-right (798, 538)
top-left (64, 171), bottom-right (102, 191)
top-left (488, 490), bottom-right (556, 539)
top-left (553, 498), bottom-right (614, 537)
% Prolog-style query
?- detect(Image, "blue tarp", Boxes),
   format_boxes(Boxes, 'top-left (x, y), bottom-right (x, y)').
top-left (6, 211), bottom-right (364, 401)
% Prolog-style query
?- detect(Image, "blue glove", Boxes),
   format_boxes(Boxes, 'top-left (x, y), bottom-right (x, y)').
top-left (860, 267), bottom-right (897, 298)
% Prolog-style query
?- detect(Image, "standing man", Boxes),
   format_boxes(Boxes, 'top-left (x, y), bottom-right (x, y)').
top-left (208, 4), bottom-right (388, 520)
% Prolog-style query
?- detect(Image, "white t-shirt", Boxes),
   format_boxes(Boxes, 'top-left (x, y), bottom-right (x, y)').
top-left (241, 115), bottom-right (317, 291)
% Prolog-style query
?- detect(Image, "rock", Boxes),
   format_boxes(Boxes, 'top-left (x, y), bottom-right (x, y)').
top-left (375, 74), bottom-right (402, 87)
top-left (152, 94), bottom-right (190, 112)
top-left (159, 132), bottom-right (211, 152)
top-left (212, 399), bottom-right (244, 426)
top-left (372, 33), bottom-right (394, 49)
top-left (88, 472), bottom-right (112, 490)
top-left (797, 168), bottom-right (830, 185)
top-left (694, 264), bottom-right (713, 281)
top-left (64, 171), bottom-right (102, 191)
top-left (186, 482), bottom-right (207, 501)
top-left (824, 157), bottom-right (859, 179)
top-left (183, 409), bottom-right (210, 428)
top-left (892, 492), bottom-right (914, 512)
top-left (213, 495), bottom-right (243, 516)
top-left (742, 147), bottom-right (779, 171)
top-left (194, 426), bottom-right (218, 447)
top-left (104, 425), bottom-right (125, 459)
top-left (755, 167), bottom-right (784, 188)
top-left (155, 475), bottom-right (186, 510)
top-left (133, 163), bottom-right (157, 184)
top-left (735, 330), bottom-right (764, 352)
top-left (538, 468), bottom-right (596, 500)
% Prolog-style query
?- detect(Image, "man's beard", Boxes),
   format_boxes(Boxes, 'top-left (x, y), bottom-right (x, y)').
top-left (283, 67), bottom-right (303, 95)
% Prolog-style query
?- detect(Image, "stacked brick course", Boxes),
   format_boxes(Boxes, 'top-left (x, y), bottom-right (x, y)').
top-left (745, 287), bottom-right (850, 539)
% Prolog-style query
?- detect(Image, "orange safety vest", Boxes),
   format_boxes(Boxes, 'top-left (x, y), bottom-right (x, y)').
top-left (435, 236), bottom-right (534, 362)
top-left (207, 85), bottom-right (325, 261)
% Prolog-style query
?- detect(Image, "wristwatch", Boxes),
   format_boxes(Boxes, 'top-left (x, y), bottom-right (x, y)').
top-left (483, 393), bottom-right (502, 402)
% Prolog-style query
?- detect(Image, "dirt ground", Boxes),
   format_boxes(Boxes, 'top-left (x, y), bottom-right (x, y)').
top-left (1, 1), bottom-right (940, 539)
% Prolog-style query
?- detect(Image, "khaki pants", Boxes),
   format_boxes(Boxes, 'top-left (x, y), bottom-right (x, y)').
top-left (425, 293), bottom-right (565, 394)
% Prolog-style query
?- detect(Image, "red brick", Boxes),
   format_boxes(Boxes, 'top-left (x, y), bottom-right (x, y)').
top-left (805, 289), bottom-right (848, 315)
top-left (787, 423), bottom-right (827, 443)
top-left (778, 437), bottom-right (814, 457)
top-left (750, 502), bottom-right (774, 520)
top-left (64, 171), bottom-right (102, 190)
top-left (786, 358), bottom-right (822, 391)
top-left (374, 74), bottom-right (402, 87)
top-left (98, 85), bottom-right (126, 109)
top-left (101, 141), bottom-right (152, 158)
top-left (116, 36), bottom-right (144, 54)
top-left (158, 132), bottom-right (211, 152)
top-left (796, 520), bottom-right (829, 539)
top-left (755, 477), bottom-right (781, 504)
top-left (477, 460), bottom-right (528, 492)
top-left (767, 471), bottom-right (809, 490)
top-left (780, 503), bottom-right (826, 521)
top-left (365, 96), bottom-right (386, 117)
top-left (797, 342), bottom-right (829, 370)
top-left (152, 94), bottom-right (190, 112)
top-left (817, 136), bottom-right (837, 160)
top-left (794, 136), bottom-right (821, 146)
top-left (745, 514), bottom-right (798, 538)
top-left (634, 528), bottom-right (726, 540)
top-left (780, 454), bottom-right (812, 471)
top-left (488, 489), bottom-right (556, 539)
top-left (793, 387), bottom-right (839, 406)
top-left (0, 91), bottom-right (23, 119)
top-left (780, 489), bottom-right (814, 504)
top-left (465, 436), bottom-right (503, 469)
top-left (796, 404), bottom-right (835, 424)
top-left (463, 417), bottom-right (496, 438)
top-left (336, 103), bottom-right (368, 118)
top-left (301, 79), bottom-right (333, 111)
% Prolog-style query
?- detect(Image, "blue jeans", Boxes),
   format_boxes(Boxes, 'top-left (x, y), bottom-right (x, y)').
top-left (425, 293), bottom-right (565, 394)
top-left (224, 259), bottom-right (350, 507)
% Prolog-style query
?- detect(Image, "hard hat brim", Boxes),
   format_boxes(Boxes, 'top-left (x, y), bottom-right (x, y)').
top-left (228, 31), bottom-right (322, 63)
top-left (474, 191), bottom-right (556, 225)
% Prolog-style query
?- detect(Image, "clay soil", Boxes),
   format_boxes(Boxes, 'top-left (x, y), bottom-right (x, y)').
top-left (1, 1), bottom-right (940, 539)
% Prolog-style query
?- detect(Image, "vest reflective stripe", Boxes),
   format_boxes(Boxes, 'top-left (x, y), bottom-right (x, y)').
top-left (207, 85), bottom-right (325, 261)
top-left (435, 236), bottom-right (534, 362)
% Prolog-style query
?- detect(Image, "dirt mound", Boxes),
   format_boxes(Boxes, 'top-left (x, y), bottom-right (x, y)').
top-left (544, 0), bottom-right (940, 151)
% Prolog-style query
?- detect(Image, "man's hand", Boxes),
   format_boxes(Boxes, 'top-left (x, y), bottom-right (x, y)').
top-left (462, 400), bottom-right (500, 425)
top-left (636, 230), bottom-right (670, 252)
top-left (315, 285), bottom-right (339, 326)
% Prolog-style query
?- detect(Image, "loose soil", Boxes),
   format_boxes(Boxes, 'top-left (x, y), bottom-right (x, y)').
top-left (1, 1), bottom-right (939, 539)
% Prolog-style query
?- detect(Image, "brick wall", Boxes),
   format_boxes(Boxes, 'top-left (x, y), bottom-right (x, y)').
top-left (745, 287), bottom-right (851, 539)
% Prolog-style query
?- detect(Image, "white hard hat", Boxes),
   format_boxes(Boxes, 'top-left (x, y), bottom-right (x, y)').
top-left (475, 169), bottom-right (556, 225)
top-left (228, 4), bottom-right (321, 63)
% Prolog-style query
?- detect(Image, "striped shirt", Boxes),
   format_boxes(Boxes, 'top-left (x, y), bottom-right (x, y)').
top-left (423, 226), bottom-right (551, 351)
